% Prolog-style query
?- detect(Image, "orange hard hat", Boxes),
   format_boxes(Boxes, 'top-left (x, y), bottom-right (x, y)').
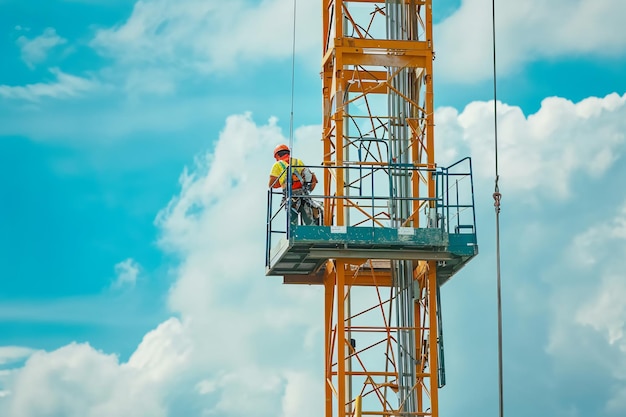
top-left (273, 144), bottom-right (290, 159)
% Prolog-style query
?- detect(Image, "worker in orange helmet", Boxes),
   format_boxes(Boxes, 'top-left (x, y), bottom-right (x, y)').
top-left (269, 144), bottom-right (321, 225)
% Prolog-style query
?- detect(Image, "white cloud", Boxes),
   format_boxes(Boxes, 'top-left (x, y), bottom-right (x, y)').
top-left (0, 348), bottom-right (36, 366)
top-left (98, 0), bottom-right (626, 86)
top-left (112, 258), bottom-right (141, 289)
top-left (0, 113), bottom-right (323, 417)
top-left (152, 113), bottom-right (324, 416)
top-left (122, 68), bottom-right (176, 96)
top-left (0, 68), bottom-right (97, 102)
top-left (568, 203), bottom-right (626, 347)
top-left (0, 295), bottom-right (158, 327)
top-left (6, 343), bottom-right (123, 417)
top-left (435, 0), bottom-right (626, 83)
top-left (436, 92), bottom-right (626, 199)
top-left (16, 28), bottom-right (67, 68)
top-left (91, 0), bottom-right (319, 74)
top-left (0, 319), bottom-right (195, 417)
top-left (2, 320), bottom-right (188, 417)
top-left (576, 273), bottom-right (626, 345)
top-left (61, 0), bottom-right (128, 4)
top-left (153, 113), bottom-right (323, 417)
top-left (543, 200), bottom-right (626, 413)
top-left (2, 1), bottom-right (321, 111)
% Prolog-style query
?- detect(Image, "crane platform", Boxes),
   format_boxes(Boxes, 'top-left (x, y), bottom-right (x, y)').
top-left (266, 224), bottom-right (477, 286)
top-left (265, 158), bottom-right (478, 286)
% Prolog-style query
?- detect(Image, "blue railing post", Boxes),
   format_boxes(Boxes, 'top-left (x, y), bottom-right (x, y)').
top-left (266, 188), bottom-right (272, 268)
top-left (286, 160), bottom-right (293, 238)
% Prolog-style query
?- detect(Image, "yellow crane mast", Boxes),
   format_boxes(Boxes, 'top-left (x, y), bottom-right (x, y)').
top-left (266, 1), bottom-right (478, 416)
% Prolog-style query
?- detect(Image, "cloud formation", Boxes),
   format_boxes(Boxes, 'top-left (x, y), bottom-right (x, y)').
top-left (544, 200), bottom-right (626, 414)
top-left (2, 320), bottom-right (188, 417)
top-left (112, 258), bottom-right (141, 289)
top-left (90, 0), bottom-right (626, 85)
top-left (91, 0), bottom-right (319, 73)
top-left (0, 347), bottom-right (35, 367)
top-left (436, 92), bottom-right (626, 199)
top-left (16, 28), bottom-right (67, 69)
top-left (435, 0), bottom-right (626, 83)
top-left (0, 68), bottom-right (97, 102)
top-left (0, 113), bottom-right (324, 417)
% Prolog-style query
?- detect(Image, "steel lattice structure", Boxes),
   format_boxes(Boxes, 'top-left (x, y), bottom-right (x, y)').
top-left (321, 1), bottom-right (438, 416)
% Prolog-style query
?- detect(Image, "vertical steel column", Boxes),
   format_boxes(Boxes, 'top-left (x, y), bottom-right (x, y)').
top-left (325, 266), bottom-right (334, 417)
top-left (428, 261), bottom-right (440, 416)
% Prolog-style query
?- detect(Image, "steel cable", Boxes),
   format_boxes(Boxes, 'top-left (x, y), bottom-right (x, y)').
top-left (490, 0), bottom-right (504, 415)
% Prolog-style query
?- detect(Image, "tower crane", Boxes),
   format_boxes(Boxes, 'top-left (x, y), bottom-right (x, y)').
top-left (266, 1), bottom-right (478, 416)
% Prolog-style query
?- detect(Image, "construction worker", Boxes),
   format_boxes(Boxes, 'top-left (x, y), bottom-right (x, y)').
top-left (269, 144), bottom-right (321, 226)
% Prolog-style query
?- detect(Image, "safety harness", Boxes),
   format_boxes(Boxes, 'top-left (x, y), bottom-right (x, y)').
top-left (277, 159), bottom-right (304, 189)
top-left (277, 159), bottom-right (322, 225)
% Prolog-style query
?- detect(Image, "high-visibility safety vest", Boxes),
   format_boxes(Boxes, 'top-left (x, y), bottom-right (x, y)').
top-left (271, 158), bottom-right (305, 189)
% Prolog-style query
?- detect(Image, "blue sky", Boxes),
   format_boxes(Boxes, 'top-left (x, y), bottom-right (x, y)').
top-left (1, 0), bottom-right (626, 416)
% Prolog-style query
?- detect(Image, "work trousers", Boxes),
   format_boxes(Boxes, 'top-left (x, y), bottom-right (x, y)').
top-left (284, 189), bottom-right (316, 226)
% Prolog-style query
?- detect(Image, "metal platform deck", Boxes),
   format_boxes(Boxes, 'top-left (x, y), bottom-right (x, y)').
top-left (266, 225), bottom-right (478, 286)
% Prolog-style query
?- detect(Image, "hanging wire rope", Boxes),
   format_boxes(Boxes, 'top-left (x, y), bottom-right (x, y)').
top-left (288, 0), bottom-right (298, 152)
top-left (283, 0), bottom-right (298, 236)
top-left (490, 0), bottom-right (504, 416)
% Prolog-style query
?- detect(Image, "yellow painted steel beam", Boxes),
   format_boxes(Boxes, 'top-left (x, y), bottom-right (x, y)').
top-left (344, 0), bottom-right (427, 3)
top-left (427, 261), bottom-right (439, 415)
top-left (336, 37), bottom-right (431, 51)
top-left (285, 273), bottom-right (392, 287)
top-left (322, 42), bottom-right (432, 68)
top-left (341, 52), bottom-right (427, 68)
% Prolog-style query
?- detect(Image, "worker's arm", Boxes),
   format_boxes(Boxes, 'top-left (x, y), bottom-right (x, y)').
top-left (309, 172), bottom-right (318, 191)
top-left (269, 175), bottom-right (281, 188)
top-left (301, 167), bottom-right (317, 191)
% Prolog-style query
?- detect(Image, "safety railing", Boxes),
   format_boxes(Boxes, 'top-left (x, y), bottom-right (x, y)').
top-left (436, 157), bottom-right (477, 238)
top-left (265, 158), bottom-right (476, 268)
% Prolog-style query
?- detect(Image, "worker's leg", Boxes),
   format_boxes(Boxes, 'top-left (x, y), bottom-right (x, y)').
top-left (300, 203), bottom-right (314, 225)
top-left (290, 192), bottom-right (308, 226)
top-left (291, 195), bottom-right (303, 226)
top-left (283, 194), bottom-right (300, 227)
top-left (312, 206), bottom-right (322, 225)
top-left (309, 201), bottom-right (323, 225)
top-left (290, 205), bottom-right (300, 226)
